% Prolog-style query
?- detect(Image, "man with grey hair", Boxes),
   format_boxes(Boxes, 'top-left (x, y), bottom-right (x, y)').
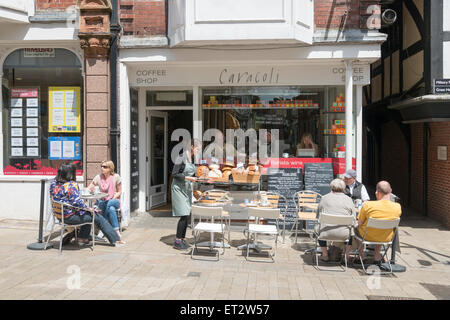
top-left (343, 169), bottom-right (370, 202)
top-left (316, 178), bottom-right (356, 262)
top-left (355, 181), bottom-right (402, 265)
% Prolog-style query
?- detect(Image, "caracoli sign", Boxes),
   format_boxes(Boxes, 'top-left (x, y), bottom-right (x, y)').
top-left (129, 64), bottom-right (370, 87)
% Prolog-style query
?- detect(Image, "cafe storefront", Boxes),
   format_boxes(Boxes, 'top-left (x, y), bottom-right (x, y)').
top-left (119, 45), bottom-right (380, 214)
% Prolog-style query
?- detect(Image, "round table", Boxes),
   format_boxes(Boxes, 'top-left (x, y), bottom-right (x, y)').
top-left (80, 192), bottom-right (108, 208)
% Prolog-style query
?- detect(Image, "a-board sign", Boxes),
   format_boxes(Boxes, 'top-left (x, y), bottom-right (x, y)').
top-left (304, 162), bottom-right (334, 229)
top-left (304, 162), bottom-right (334, 196)
top-left (267, 168), bottom-right (303, 228)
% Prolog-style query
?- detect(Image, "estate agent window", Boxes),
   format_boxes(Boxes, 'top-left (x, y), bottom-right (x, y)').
top-left (2, 48), bottom-right (83, 175)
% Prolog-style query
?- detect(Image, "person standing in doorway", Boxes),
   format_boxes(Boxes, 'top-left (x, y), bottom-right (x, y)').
top-left (172, 139), bottom-right (202, 250)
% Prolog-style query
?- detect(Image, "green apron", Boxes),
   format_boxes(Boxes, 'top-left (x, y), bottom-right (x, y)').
top-left (171, 162), bottom-right (196, 217)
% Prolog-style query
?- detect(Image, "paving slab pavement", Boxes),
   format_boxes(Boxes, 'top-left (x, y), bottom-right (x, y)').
top-left (0, 212), bottom-right (449, 300)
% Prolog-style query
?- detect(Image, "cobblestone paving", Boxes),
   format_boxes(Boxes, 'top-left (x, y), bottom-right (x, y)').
top-left (0, 213), bottom-right (449, 300)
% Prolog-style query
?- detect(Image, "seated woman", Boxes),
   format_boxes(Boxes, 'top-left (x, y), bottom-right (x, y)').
top-left (296, 133), bottom-right (319, 157)
top-left (88, 160), bottom-right (124, 243)
top-left (50, 164), bottom-right (121, 246)
top-left (317, 178), bottom-right (356, 262)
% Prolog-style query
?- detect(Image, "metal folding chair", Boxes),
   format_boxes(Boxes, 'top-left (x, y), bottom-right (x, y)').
top-left (196, 189), bottom-right (232, 242)
top-left (313, 212), bottom-right (355, 272)
top-left (190, 205), bottom-right (227, 261)
top-left (259, 191), bottom-right (288, 243)
top-left (245, 207), bottom-right (281, 263)
top-left (44, 200), bottom-right (96, 255)
top-left (291, 190), bottom-right (322, 244)
top-left (354, 217), bottom-right (401, 275)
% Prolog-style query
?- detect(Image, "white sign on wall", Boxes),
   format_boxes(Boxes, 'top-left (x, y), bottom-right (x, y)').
top-left (437, 146), bottom-right (448, 161)
top-left (129, 64), bottom-right (370, 87)
top-left (24, 48), bottom-right (55, 58)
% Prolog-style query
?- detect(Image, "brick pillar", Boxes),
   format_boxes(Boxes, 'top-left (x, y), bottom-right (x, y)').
top-left (77, 0), bottom-right (112, 183)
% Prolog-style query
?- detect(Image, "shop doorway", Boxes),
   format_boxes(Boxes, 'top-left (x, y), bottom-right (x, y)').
top-left (146, 109), bottom-right (193, 210)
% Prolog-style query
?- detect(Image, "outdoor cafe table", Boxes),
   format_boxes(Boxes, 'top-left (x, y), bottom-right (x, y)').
top-left (193, 200), bottom-right (232, 249)
top-left (79, 192), bottom-right (109, 242)
top-left (80, 192), bottom-right (108, 207)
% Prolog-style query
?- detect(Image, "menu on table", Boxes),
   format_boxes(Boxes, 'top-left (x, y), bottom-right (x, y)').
top-left (9, 88), bottom-right (40, 158)
top-left (267, 168), bottom-right (303, 229)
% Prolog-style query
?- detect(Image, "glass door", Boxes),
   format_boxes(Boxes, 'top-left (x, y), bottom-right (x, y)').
top-left (146, 111), bottom-right (168, 210)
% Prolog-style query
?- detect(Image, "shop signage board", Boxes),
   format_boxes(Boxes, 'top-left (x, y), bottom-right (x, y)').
top-left (9, 87), bottom-right (40, 159)
top-left (48, 87), bottom-right (81, 133)
top-left (130, 89), bottom-right (140, 212)
top-left (267, 167), bottom-right (303, 228)
top-left (23, 48), bottom-right (55, 58)
top-left (129, 64), bottom-right (371, 87)
top-left (434, 79), bottom-right (450, 94)
top-left (48, 137), bottom-right (81, 160)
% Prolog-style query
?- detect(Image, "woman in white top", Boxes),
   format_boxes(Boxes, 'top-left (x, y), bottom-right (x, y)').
top-left (88, 160), bottom-right (125, 243)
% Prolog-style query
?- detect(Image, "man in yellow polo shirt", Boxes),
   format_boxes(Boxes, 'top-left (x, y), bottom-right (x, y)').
top-left (356, 181), bottom-right (402, 264)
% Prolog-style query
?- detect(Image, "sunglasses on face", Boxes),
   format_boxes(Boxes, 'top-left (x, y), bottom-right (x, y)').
top-left (101, 165), bottom-right (109, 169)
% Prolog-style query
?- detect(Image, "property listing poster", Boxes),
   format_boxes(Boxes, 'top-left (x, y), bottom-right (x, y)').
top-left (9, 87), bottom-right (40, 158)
top-left (48, 137), bottom-right (81, 160)
top-left (48, 87), bottom-right (81, 133)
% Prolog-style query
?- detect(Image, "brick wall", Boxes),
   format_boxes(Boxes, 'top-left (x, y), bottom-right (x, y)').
top-left (315, 0), bottom-right (381, 30)
top-left (119, 0), bottom-right (166, 36)
top-left (410, 123), bottom-right (424, 213)
top-left (36, 0), bottom-right (77, 10)
top-left (427, 122), bottom-right (450, 229)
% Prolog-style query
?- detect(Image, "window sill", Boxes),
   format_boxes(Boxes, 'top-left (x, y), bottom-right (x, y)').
top-left (0, 175), bottom-right (84, 182)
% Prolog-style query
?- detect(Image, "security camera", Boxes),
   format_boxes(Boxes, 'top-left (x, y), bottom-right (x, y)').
top-left (382, 9), bottom-right (397, 25)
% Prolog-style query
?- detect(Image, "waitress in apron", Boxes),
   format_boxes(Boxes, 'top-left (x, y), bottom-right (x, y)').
top-left (172, 139), bottom-right (202, 250)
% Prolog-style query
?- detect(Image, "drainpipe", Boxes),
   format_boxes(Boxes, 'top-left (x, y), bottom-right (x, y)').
top-left (110, 0), bottom-right (120, 168)
top-left (423, 123), bottom-right (429, 216)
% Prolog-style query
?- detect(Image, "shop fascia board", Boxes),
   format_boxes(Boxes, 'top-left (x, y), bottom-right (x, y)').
top-left (119, 44), bottom-right (381, 65)
top-left (0, 41), bottom-right (85, 77)
top-left (0, 22), bottom-right (78, 42)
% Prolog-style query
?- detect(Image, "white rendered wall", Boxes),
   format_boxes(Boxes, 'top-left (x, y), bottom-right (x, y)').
top-left (0, 0), bottom-right (34, 23)
top-left (444, 0), bottom-right (450, 32)
top-left (0, 180), bottom-right (42, 219)
top-left (444, 42), bottom-right (450, 78)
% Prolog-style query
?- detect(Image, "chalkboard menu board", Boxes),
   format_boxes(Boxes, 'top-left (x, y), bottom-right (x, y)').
top-left (130, 89), bottom-right (139, 212)
top-left (304, 162), bottom-right (334, 195)
top-left (267, 168), bottom-right (303, 228)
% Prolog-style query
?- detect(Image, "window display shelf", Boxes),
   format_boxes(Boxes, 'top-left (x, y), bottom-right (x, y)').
top-left (202, 104), bottom-right (319, 109)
